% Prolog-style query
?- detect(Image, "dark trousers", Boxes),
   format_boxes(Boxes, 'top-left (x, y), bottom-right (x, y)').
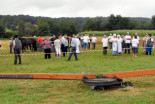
top-left (88, 42), bottom-right (90, 49)
top-left (103, 47), bottom-right (108, 55)
top-left (63, 46), bottom-right (68, 57)
top-left (44, 49), bottom-right (51, 59)
top-left (68, 47), bottom-right (78, 60)
top-left (61, 44), bottom-right (65, 56)
top-left (93, 43), bottom-right (96, 49)
top-left (146, 48), bottom-right (152, 55)
top-left (10, 45), bottom-right (13, 54)
top-left (109, 42), bottom-right (112, 49)
top-left (14, 48), bottom-right (21, 64)
top-left (125, 43), bottom-right (130, 54)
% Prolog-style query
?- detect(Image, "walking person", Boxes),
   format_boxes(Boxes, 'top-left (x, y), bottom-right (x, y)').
top-left (117, 35), bottom-right (123, 54)
top-left (102, 35), bottom-right (108, 55)
top-left (12, 35), bottom-right (22, 65)
top-left (54, 36), bottom-right (62, 58)
top-left (9, 38), bottom-right (13, 54)
top-left (68, 35), bottom-right (78, 61)
top-left (146, 34), bottom-right (153, 55)
top-left (112, 34), bottom-right (118, 56)
top-left (91, 34), bottom-right (97, 49)
top-left (43, 36), bottom-right (51, 59)
top-left (38, 36), bottom-right (43, 51)
top-left (125, 32), bottom-right (131, 54)
top-left (132, 35), bottom-right (139, 57)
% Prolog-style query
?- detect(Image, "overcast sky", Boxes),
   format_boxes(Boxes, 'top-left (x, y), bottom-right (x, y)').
top-left (0, 0), bottom-right (154, 18)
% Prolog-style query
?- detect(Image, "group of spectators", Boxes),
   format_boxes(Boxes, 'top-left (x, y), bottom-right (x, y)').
top-left (0, 32), bottom-right (154, 65)
top-left (102, 32), bottom-right (154, 57)
top-left (37, 35), bottom-right (80, 60)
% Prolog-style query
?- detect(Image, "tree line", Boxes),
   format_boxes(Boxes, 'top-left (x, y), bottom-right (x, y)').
top-left (0, 14), bottom-right (155, 38)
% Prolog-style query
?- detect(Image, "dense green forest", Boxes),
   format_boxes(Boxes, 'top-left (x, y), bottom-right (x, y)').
top-left (0, 14), bottom-right (155, 38)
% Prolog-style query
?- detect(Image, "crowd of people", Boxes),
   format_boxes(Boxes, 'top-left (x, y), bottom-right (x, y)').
top-left (104, 32), bottom-right (154, 57)
top-left (36, 32), bottom-right (155, 59)
top-left (0, 32), bottom-right (154, 65)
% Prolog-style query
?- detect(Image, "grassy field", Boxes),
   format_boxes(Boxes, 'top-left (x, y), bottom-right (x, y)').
top-left (0, 39), bottom-right (155, 104)
top-left (80, 30), bottom-right (155, 36)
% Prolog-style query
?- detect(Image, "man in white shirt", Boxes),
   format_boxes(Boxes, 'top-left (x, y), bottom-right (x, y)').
top-left (102, 35), bottom-right (108, 55)
top-left (83, 33), bottom-right (89, 51)
top-left (91, 34), bottom-right (97, 49)
top-left (125, 32), bottom-right (131, 54)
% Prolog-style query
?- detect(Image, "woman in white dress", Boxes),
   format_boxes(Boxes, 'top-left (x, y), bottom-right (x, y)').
top-left (112, 34), bottom-right (117, 56)
top-left (117, 35), bottom-right (123, 54)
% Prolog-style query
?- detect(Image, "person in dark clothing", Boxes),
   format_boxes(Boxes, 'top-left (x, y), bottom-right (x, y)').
top-left (50, 35), bottom-right (56, 52)
top-left (13, 35), bottom-right (22, 65)
top-left (146, 34), bottom-right (153, 55)
top-left (68, 35), bottom-right (78, 61)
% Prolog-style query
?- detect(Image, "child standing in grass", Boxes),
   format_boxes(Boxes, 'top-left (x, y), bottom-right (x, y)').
top-left (132, 36), bottom-right (139, 57)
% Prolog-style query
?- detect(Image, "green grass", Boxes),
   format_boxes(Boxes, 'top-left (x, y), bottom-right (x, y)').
top-left (0, 40), bottom-right (155, 104)
top-left (80, 30), bottom-right (155, 36)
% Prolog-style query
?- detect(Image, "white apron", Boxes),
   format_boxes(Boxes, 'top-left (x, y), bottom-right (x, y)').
top-left (112, 38), bottom-right (117, 51)
top-left (117, 38), bottom-right (122, 53)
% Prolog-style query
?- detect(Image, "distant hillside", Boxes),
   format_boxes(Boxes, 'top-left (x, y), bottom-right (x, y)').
top-left (0, 15), bottom-right (152, 31)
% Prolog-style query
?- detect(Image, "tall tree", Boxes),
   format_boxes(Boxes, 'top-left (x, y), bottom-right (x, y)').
top-left (37, 18), bottom-right (49, 36)
top-left (151, 15), bottom-right (155, 29)
top-left (0, 19), bottom-right (5, 38)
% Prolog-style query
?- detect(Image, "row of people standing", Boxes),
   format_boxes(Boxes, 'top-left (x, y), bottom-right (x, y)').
top-left (102, 32), bottom-right (154, 56)
top-left (80, 34), bottom-right (97, 51)
top-left (37, 35), bottom-right (80, 60)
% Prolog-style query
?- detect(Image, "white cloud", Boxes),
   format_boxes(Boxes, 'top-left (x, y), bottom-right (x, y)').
top-left (0, 0), bottom-right (154, 17)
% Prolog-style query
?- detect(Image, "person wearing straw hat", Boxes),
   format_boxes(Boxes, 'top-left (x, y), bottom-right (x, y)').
top-left (12, 35), bottom-right (22, 65)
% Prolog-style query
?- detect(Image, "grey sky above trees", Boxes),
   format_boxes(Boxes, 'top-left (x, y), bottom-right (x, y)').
top-left (0, 0), bottom-right (154, 18)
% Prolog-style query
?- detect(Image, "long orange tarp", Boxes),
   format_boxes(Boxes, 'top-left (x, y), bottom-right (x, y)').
top-left (0, 69), bottom-right (154, 80)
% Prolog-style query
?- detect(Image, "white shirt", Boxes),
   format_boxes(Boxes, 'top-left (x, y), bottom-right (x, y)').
top-left (75, 38), bottom-right (80, 46)
top-left (133, 36), bottom-right (140, 41)
top-left (125, 35), bottom-right (131, 43)
top-left (102, 38), bottom-right (108, 47)
top-left (91, 37), bottom-right (97, 43)
top-left (132, 39), bottom-right (139, 47)
top-left (108, 36), bottom-right (113, 42)
top-left (54, 39), bottom-right (61, 48)
top-left (83, 36), bottom-right (89, 43)
top-left (117, 38), bottom-right (123, 43)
